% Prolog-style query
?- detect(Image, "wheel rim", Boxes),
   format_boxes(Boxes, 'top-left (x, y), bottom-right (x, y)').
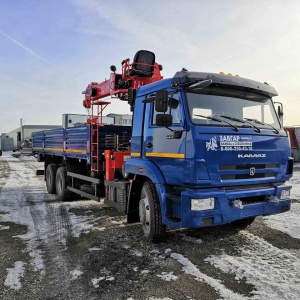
top-left (139, 191), bottom-right (150, 237)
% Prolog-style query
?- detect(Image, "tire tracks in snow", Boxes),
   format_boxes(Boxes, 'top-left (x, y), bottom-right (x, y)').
top-left (203, 230), bottom-right (300, 299)
top-left (2, 155), bottom-right (300, 299)
top-left (171, 252), bottom-right (248, 300)
top-left (0, 156), bottom-right (91, 299)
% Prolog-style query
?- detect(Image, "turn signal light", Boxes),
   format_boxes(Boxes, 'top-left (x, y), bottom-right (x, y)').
top-left (219, 72), bottom-right (240, 77)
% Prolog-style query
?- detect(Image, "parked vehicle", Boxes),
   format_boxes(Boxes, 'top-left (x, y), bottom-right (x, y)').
top-left (32, 50), bottom-right (293, 242)
top-left (20, 140), bottom-right (31, 149)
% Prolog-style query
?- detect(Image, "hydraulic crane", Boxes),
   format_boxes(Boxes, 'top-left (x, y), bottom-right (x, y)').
top-left (81, 50), bottom-right (163, 172)
top-left (82, 50), bottom-right (163, 111)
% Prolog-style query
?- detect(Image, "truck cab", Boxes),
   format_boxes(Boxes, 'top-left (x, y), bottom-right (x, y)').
top-left (126, 70), bottom-right (293, 242)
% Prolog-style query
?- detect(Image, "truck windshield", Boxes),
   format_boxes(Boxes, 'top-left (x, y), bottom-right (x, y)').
top-left (185, 87), bottom-right (281, 130)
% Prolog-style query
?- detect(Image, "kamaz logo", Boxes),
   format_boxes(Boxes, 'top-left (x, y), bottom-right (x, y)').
top-left (238, 154), bottom-right (266, 158)
top-left (250, 167), bottom-right (255, 176)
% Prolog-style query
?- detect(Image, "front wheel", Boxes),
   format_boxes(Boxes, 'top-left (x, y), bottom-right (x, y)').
top-left (139, 181), bottom-right (166, 243)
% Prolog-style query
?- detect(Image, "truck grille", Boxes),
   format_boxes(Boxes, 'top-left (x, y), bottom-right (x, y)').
top-left (219, 163), bottom-right (278, 181)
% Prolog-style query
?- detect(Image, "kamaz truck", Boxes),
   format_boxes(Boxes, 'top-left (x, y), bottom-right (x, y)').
top-left (32, 50), bottom-right (293, 242)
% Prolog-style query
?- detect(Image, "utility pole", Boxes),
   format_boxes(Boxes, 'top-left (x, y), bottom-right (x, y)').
top-left (20, 118), bottom-right (24, 141)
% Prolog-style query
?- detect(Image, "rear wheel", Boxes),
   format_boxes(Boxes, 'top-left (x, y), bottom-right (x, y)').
top-left (139, 181), bottom-right (166, 243)
top-left (55, 166), bottom-right (74, 201)
top-left (46, 164), bottom-right (58, 194)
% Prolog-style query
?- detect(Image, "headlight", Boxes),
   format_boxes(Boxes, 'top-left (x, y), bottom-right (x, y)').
top-left (191, 198), bottom-right (215, 211)
top-left (280, 189), bottom-right (290, 199)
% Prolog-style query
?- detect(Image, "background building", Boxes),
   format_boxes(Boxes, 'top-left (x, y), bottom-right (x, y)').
top-left (62, 114), bottom-right (114, 128)
top-left (0, 134), bottom-right (14, 151)
top-left (106, 113), bottom-right (132, 126)
top-left (62, 114), bottom-right (132, 127)
top-left (6, 125), bottom-right (61, 149)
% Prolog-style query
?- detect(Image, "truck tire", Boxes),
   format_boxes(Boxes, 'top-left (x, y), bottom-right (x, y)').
top-left (55, 166), bottom-right (73, 201)
top-left (231, 216), bottom-right (256, 228)
top-left (46, 164), bottom-right (58, 194)
top-left (139, 181), bottom-right (166, 243)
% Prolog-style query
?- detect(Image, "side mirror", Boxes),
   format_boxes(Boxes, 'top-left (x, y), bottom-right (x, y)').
top-left (156, 114), bottom-right (173, 127)
top-left (155, 89), bottom-right (169, 112)
top-left (277, 106), bottom-right (283, 118)
top-left (274, 101), bottom-right (283, 125)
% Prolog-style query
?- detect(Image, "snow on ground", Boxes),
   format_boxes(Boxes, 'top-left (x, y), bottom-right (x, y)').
top-left (49, 200), bottom-right (126, 238)
top-left (0, 153), bottom-right (134, 291)
top-left (70, 268), bottom-right (83, 280)
top-left (0, 224), bottom-right (10, 230)
top-left (147, 298), bottom-right (173, 300)
top-left (131, 250), bottom-right (143, 257)
top-left (0, 155), bottom-right (51, 275)
top-left (169, 171), bottom-right (300, 300)
top-left (179, 233), bottom-right (203, 244)
top-left (88, 247), bottom-right (103, 252)
top-left (263, 170), bottom-right (300, 239)
top-left (91, 273), bottom-right (115, 287)
top-left (205, 231), bottom-right (300, 300)
top-left (157, 272), bottom-right (178, 281)
top-left (1, 152), bottom-right (300, 297)
top-left (263, 203), bottom-right (300, 239)
top-left (0, 154), bottom-right (107, 288)
top-left (171, 253), bottom-right (248, 300)
top-left (127, 298), bottom-right (174, 300)
top-left (4, 261), bottom-right (26, 290)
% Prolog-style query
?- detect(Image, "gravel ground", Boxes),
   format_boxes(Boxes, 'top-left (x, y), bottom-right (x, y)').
top-left (0, 153), bottom-right (300, 300)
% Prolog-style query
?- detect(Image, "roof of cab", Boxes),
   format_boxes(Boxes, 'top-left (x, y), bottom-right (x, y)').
top-left (137, 71), bottom-right (278, 98)
top-left (172, 71), bottom-right (278, 97)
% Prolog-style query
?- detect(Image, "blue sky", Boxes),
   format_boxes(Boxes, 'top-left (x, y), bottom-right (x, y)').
top-left (1, 0), bottom-right (300, 133)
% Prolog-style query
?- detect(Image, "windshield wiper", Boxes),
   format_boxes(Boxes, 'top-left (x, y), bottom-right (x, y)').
top-left (194, 115), bottom-right (239, 131)
top-left (244, 118), bottom-right (279, 134)
top-left (220, 115), bottom-right (261, 133)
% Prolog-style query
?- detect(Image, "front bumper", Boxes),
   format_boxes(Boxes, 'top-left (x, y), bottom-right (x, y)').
top-left (163, 184), bottom-right (292, 228)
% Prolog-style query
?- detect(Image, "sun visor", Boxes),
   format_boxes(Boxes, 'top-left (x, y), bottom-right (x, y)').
top-left (172, 71), bottom-right (278, 98)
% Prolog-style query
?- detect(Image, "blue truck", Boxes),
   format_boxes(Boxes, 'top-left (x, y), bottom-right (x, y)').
top-left (32, 50), bottom-right (293, 242)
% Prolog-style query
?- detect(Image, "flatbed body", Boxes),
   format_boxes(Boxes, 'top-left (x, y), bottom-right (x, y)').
top-left (32, 124), bottom-right (131, 164)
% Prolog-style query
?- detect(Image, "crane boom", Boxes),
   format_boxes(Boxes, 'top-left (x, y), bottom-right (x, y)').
top-left (82, 50), bottom-right (163, 110)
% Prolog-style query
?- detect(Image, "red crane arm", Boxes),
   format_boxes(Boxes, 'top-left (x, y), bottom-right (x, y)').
top-left (83, 50), bottom-right (163, 109)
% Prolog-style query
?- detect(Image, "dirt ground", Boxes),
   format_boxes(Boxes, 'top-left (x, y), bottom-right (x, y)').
top-left (0, 153), bottom-right (300, 300)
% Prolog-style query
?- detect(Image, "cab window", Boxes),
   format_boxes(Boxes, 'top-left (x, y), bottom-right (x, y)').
top-left (151, 92), bottom-right (182, 125)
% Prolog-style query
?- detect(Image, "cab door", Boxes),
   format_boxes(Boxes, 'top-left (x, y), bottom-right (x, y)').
top-left (143, 91), bottom-right (186, 185)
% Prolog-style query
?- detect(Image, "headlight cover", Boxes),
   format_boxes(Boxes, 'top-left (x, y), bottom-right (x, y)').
top-left (191, 198), bottom-right (215, 211)
top-left (280, 189), bottom-right (290, 199)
